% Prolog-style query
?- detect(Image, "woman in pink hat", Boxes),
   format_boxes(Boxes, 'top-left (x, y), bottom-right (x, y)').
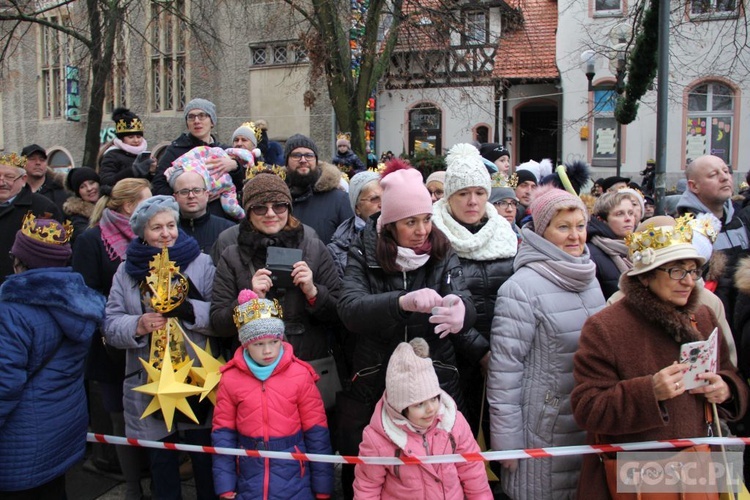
top-left (337, 159), bottom-right (485, 497)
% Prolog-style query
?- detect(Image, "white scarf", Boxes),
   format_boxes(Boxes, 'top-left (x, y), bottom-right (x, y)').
top-left (396, 247), bottom-right (430, 271)
top-left (431, 199), bottom-right (518, 261)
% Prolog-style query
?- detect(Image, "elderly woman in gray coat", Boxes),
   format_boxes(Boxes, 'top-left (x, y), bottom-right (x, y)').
top-left (103, 195), bottom-right (217, 500)
top-left (487, 186), bottom-right (605, 500)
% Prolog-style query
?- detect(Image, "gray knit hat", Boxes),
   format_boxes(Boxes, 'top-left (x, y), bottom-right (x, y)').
top-left (444, 143), bottom-right (492, 199)
top-left (232, 123), bottom-right (258, 146)
top-left (184, 98), bottom-right (217, 125)
top-left (489, 187), bottom-right (518, 205)
top-left (130, 195), bottom-right (180, 238)
top-left (284, 134), bottom-right (319, 164)
top-left (348, 171), bottom-right (380, 214)
top-left (234, 289), bottom-right (285, 346)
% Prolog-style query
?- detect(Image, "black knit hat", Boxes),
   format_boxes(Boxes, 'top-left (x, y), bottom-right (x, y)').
top-left (284, 134), bottom-right (319, 164)
top-left (65, 167), bottom-right (100, 197)
top-left (112, 107), bottom-right (144, 139)
top-left (515, 169), bottom-right (537, 186)
top-left (479, 143), bottom-right (510, 163)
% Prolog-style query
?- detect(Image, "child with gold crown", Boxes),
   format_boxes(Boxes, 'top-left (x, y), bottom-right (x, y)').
top-left (211, 289), bottom-right (333, 499)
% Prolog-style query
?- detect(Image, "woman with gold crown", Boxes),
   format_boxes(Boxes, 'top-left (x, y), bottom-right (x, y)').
top-left (103, 195), bottom-right (218, 500)
top-left (572, 215), bottom-right (749, 498)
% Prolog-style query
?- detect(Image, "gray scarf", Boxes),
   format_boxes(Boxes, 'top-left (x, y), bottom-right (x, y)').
top-left (518, 228), bottom-right (597, 292)
top-left (590, 235), bottom-right (632, 274)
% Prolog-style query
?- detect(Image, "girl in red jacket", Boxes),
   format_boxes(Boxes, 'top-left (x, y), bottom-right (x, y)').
top-left (353, 339), bottom-right (492, 499)
top-left (211, 289), bottom-right (333, 499)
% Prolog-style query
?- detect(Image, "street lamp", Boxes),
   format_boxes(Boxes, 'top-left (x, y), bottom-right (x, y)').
top-left (580, 48), bottom-right (627, 177)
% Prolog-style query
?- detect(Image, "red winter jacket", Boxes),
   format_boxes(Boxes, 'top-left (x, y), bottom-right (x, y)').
top-left (211, 342), bottom-right (333, 499)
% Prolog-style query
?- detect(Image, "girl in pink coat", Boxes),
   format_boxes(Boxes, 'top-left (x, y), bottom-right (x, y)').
top-left (353, 339), bottom-right (492, 499)
top-left (211, 290), bottom-right (333, 499)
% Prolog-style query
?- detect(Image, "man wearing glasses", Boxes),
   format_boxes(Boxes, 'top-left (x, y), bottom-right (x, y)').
top-left (283, 134), bottom-right (353, 244)
top-left (169, 169), bottom-right (234, 255)
top-left (0, 153), bottom-right (61, 283)
top-left (152, 98), bottom-right (246, 220)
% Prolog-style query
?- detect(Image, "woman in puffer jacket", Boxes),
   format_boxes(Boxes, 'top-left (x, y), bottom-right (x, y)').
top-left (337, 161), bottom-right (487, 498)
top-left (430, 144), bottom-right (517, 434)
top-left (487, 186), bottom-right (605, 500)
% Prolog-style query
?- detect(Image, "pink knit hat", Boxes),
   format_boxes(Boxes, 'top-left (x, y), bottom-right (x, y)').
top-left (380, 166), bottom-right (433, 226)
top-left (529, 185), bottom-right (587, 235)
top-left (385, 339), bottom-right (441, 413)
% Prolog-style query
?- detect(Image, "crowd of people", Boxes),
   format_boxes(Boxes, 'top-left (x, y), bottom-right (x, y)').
top-left (0, 98), bottom-right (749, 500)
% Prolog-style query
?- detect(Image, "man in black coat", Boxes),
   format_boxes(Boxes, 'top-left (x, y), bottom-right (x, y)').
top-left (21, 144), bottom-right (69, 214)
top-left (0, 154), bottom-right (62, 283)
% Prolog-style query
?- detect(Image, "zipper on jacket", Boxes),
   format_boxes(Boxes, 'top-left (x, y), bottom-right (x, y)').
top-left (544, 390), bottom-right (560, 408)
top-left (403, 270), bottom-right (409, 342)
top-left (261, 381), bottom-right (271, 500)
top-left (422, 433), bottom-right (430, 455)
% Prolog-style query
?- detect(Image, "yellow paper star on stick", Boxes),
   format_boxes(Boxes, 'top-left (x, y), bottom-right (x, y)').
top-left (133, 349), bottom-right (204, 431)
top-left (183, 331), bottom-right (225, 404)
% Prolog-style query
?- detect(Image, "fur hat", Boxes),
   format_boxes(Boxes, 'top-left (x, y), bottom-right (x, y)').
top-left (444, 143), bottom-right (492, 199)
top-left (112, 107), bottom-right (144, 139)
top-left (348, 171), bottom-right (380, 214)
top-left (479, 143), bottom-right (510, 164)
top-left (234, 289), bottom-right (284, 346)
top-left (242, 171), bottom-right (292, 212)
top-left (284, 134), bottom-right (319, 164)
top-left (11, 214), bottom-right (72, 269)
top-left (65, 167), bottom-right (100, 197)
top-left (184, 98), bottom-right (217, 125)
top-left (625, 215), bottom-right (706, 276)
top-left (129, 195), bottom-right (179, 238)
top-left (379, 162), bottom-right (433, 226)
top-left (385, 339), bottom-right (441, 413)
top-left (336, 137), bottom-right (351, 149)
top-left (529, 185), bottom-right (588, 236)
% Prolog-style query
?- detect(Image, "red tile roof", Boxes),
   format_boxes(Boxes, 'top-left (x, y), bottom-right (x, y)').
top-left (494, 0), bottom-right (559, 79)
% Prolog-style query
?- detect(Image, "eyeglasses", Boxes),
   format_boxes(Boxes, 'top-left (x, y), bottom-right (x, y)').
top-left (174, 187), bottom-right (207, 197)
top-left (186, 112), bottom-right (210, 121)
top-left (288, 152), bottom-right (316, 161)
top-left (359, 195), bottom-right (381, 204)
top-left (494, 199), bottom-right (518, 208)
top-left (0, 173), bottom-right (24, 184)
top-left (249, 203), bottom-right (290, 216)
top-left (428, 189), bottom-right (444, 197)
top-left (656, 267), bottom-right (702, 280)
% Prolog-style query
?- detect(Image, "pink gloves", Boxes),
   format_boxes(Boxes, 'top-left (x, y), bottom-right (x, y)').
top-left (429, 294), bottom-right (466, 338)
top-left (400, 288), bottom-right (443, 313)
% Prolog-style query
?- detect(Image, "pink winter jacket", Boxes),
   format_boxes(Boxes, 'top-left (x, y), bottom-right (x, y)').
top-left (353, 391), bottom-right (492, 500)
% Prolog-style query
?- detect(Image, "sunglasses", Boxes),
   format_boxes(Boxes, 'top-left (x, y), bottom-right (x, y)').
top-left (249, 203), bottom-right (290, 216)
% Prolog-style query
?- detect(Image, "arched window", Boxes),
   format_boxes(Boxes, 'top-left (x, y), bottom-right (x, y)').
top-left (685, 82), bottom-right (735, 165)
top-left (408, 104), bottom-right (441, 156)
top-left (48, 149), bottom-right (73, 169)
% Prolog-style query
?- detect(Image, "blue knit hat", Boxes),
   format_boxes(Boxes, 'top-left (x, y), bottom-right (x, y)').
top-left (129, 195), bottom-right (179, 238)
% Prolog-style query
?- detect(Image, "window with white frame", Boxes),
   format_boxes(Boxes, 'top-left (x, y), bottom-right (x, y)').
top-left (464, 11), bottom-right (487, 45)
top-left (690, 0), bottom-right (737, 16)
top-left (250, 42), bottom-right (308, 67)
top-left (40, 17), bottom-right (70, 119)
top-left (592, 88), bottom-right (618, 167)
top-left (595, 0), bottom-right (622, 13)
top-left (685, 82), bottom-right (735, 165)
top-left (150, 0), bottom-right (187, 113)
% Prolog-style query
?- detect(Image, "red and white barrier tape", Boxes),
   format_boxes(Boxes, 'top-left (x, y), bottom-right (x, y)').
top-left (87, 433), bottom-right (750, 466)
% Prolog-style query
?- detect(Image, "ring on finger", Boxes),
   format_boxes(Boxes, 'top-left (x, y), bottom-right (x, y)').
top-left (675, 382), bottom-right (680, 390)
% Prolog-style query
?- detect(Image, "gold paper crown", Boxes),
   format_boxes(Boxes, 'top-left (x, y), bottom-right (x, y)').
top-left (146, 247), bottom-right (188, 313)
top-left (20, 212), bottom-right (73, 245)
top-left (115, 117), bottom-right (145, 135)
top-left (336, 132), bottom-right (351, 142)
top-left (2, 152), bottom-right (27, 169)
top-left (491, 172), bottom-right (518, 189)
top-left (625, 214), bottom-right (694, 253)
top-left (240, 121), bottom-right (262, 143)
top-left (245, 162), bottom-right (287, 181)
top-left (233, 298), bottom-right (283, 330)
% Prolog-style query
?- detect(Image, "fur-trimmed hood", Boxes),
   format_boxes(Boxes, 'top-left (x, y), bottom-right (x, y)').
top-left (620, 272), bottom-right (702, 343)
top-left (313, 162), bottom-right (343, 193)
top-left (706, 251), bottom-right (728, 283)
top-left (46, 167), bottom-right (66, 188)
top-left (733, 256), bottom-right (750, 294)
top-left (63, 196), bottom-right (95, 219)
top-left (373, 390), bottom-right (456, 451)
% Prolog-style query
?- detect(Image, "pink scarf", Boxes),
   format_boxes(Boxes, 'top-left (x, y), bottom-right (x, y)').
top-left (112, 137), bottom-right (148, 156)
top-left (99, 208), bottom-right (136, 261)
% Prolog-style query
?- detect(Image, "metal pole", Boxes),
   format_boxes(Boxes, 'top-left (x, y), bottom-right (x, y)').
top-left (616, 119), bottom-right (622, 177)
top-left (655, 0), bottom-right (670, 215)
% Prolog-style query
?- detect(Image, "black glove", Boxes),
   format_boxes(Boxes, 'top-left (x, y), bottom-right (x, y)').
top-left (132, 157), bottom-right (153, 178)
top-left (163, 300), bottom-right (195, 323)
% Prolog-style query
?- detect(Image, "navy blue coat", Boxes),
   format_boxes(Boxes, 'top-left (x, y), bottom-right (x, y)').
top-left (0, 268), bottom-right (105, 491)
